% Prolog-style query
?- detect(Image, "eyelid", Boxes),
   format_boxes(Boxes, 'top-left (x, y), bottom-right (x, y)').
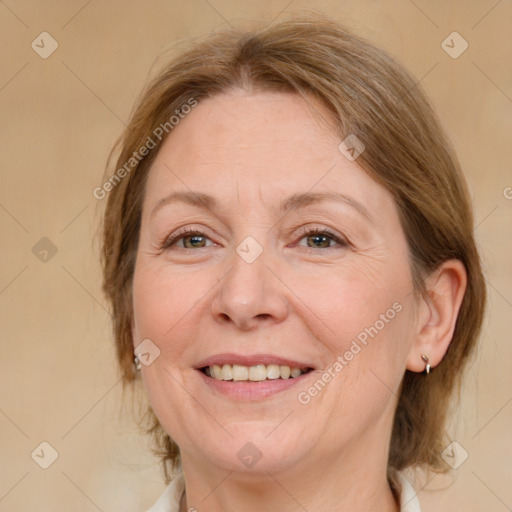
top-left (160, 225), bottom-right (216, 249)
top-left (292, 225), bottom-right (349, 249)
top-left (160, 223), bottom-right (350, 251)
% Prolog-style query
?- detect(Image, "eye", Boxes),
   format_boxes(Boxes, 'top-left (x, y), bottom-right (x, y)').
top-left (295, 226), bottom-right (348, 250)
top-left (161, 226), bottom-right (348, 251)
top-left (161, 227), bottom-right (215, 250)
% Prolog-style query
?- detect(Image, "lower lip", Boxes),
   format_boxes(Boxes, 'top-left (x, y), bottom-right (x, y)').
top-left (196, 369), bottom-right (313, 400)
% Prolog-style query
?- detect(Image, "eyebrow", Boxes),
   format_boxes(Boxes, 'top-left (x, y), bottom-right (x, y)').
top-left (150, 190), bottom-right (372, 222)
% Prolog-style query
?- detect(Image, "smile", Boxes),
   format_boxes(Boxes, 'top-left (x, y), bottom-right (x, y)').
top-left (194, 353), bottom-right (316, 399)
top-left (201, 363), bottom-right (312, 381)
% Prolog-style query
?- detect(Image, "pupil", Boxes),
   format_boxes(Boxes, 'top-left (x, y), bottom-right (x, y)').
top-left (183, 234), bottom-right (330, 249)
top-left (309, 235), bottom-right (329, 248)
top-left (185, 235), bottom-right (205, 248)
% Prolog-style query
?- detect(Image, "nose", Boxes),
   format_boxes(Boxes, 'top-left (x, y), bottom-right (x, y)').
top-left (210, 242), bottom-right (289, 331)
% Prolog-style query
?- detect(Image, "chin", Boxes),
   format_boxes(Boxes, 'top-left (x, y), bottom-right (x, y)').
top-left (185, 427), bottom-right (310, 476)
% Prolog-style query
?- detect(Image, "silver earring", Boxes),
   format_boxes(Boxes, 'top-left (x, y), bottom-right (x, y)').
top-left (134, 355), bottom-right (141, 371)
top-left (421, 353), bottom-right (431, 374)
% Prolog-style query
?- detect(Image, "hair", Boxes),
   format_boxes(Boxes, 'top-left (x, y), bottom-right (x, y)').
top-left (100, 13), bottom-right (486, 485)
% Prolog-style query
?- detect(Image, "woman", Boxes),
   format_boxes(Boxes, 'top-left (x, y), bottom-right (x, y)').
top-left (100, 14), bottom-right (485, 512)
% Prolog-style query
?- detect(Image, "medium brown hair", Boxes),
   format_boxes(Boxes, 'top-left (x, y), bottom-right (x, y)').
top-left (100, 13), bottom-right (486, 484)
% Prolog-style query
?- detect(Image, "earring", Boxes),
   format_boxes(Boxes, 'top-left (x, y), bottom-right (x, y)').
top-left (421, 353), bottom-right (431, 374)
top-left (134, 355), bottom-right (141, 372)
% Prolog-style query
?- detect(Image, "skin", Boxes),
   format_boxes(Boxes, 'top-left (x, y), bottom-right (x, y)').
top-left (132, 90), bottom-right (467, 511)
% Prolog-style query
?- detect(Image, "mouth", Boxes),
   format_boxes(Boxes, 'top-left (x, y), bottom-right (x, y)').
top-left (200, 363), bottom-right (314, 382)
top-left (194, 354), bottom-right (316, 399)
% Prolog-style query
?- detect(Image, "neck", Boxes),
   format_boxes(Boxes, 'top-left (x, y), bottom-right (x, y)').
top-left (178, 430), bottom-right (400, 512)
top-left (179, 463), bottom-right (399, 512)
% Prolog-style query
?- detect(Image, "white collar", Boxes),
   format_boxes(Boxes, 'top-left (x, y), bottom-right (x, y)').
top-left (145, 471), bottom-right (421, 512)
top-left (394, 471), bottom-right (422, 512)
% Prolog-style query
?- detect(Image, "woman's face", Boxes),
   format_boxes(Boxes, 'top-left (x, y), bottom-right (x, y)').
top-left (132, 90), bottom-right (420, 475)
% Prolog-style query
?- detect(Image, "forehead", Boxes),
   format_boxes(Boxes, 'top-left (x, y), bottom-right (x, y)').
top-left (143, 90), bottom-right (394, 218)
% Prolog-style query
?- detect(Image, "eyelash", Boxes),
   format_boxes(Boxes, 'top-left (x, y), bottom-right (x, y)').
top-left (161, 226), bottom-right (348, 251)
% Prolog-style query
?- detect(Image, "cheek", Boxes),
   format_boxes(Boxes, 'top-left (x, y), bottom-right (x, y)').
top-left (287, 259), bottom-right (409, 348)
top-left (288, 262), bottom-right (413, 409)
top-left (132, 262), bottom-right (212, 437)
top-left (132, 266), bottom-right (165, 342)
top-left (132, 262), bottom-right (206, 355)
top-left (133, 270), bottom-right (167, 315)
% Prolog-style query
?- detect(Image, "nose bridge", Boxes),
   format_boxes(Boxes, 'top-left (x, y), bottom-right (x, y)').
top-left (227, 241), bottom-right (266, 302)
top-left (212, 232), bottom-right (288, 329)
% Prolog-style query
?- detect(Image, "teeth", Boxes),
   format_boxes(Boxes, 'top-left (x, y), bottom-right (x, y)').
top-left (249, 364), bottom-right (267, 381)
top-left (205, 363), bottom-right (309, 381)
top-left (290, 367), bottom-right (302, 378)
top-left (266, 364), bottom-right (281, 379)
top-left (232, 364), bottom-right (249, 381)
top-left (212, 365), bottom-right (223, 380)
top-left (280, 365), bottom-right (291, 379)
top-left (221, 364), bottom-right (233, 380)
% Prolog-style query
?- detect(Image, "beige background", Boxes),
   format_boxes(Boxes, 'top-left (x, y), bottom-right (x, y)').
top-left (0, 1), bottom-right (511, 510)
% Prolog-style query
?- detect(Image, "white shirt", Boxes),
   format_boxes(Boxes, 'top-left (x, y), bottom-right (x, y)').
top-left (145, 471), bottom-right (421, 512)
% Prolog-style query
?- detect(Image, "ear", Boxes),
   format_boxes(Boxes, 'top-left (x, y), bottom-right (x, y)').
top-left (406, 260), bottom-right (467, 373)
top-left (131, 316), bottom-right (139, 352)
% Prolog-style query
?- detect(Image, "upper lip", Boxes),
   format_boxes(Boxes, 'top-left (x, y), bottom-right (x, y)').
top-left (195, 353), bottom-right (314, 369)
